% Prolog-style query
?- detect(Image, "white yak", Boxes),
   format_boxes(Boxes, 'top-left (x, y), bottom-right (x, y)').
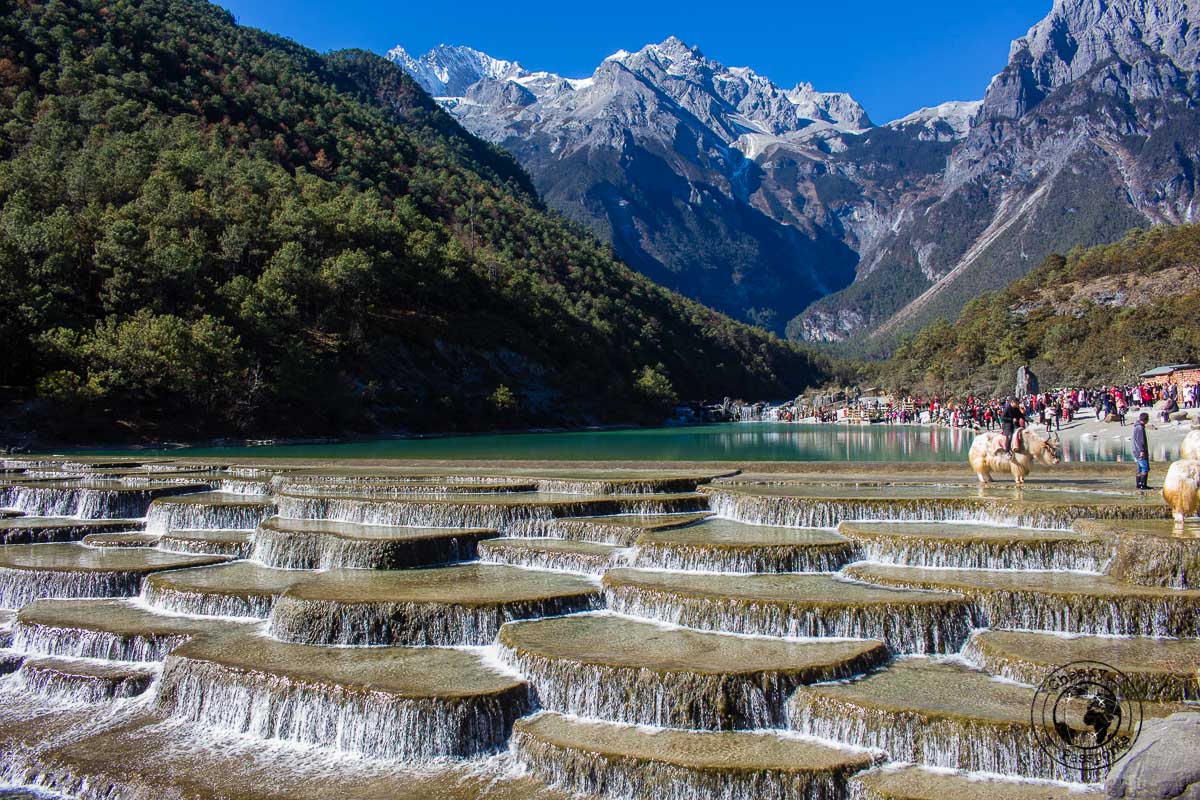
top-left (969, 429), bottom-right (1061, 485)
top-left (1163, 460), bottom-right (1200, 522)
top-left (1180, 429), bottom-right (1200, 461)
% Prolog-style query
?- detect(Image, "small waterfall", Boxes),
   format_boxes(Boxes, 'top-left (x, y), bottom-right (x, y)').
top-left (705, 489), bottom-right (1166, 531)
top-left (217, 478), bottom-right (273, 496)
top-left (846, 537), bottom-right (1111, 572)
top-left (268, 592), bottom-right (602, 646)
top-left (251, 523), bottom-right (492, 570)
top-left (604, 584), bottom-right (976, 655)
top-left (0, 520), bottom-right (144, 547)
top-left (512, 721), bottom-right (866, 800)
top-left (499, 642), bottom-right (883, 730)
top-left (0, 484), bottom-right (203, 519)
top-left (960, 633), bottom-right (1200, 704)
top-left (632, 542), bottom-right (856, 573)
top-left (14, 658), bottom-right (156, 703)
top-left (1109, 534), bottom-right (1200, 589)
top-left (478, 540), bottom-right (616, 574)
top-left (141, 582), bottom-right (274, 619)
top-left (846, 573), bottom-right (1200, 639)
top-left (276, 495), bottom-right (706, 536)
top-left (787, 692), bottom-right (1100, 784)
top-left (550, 519), bottom-right (650, 546)
top-left (0, 568), bottom-right (143, 610)
top-left (159, 532), bottom-right (254, 559)
top-left (13, 618), bottom-right (190, 662)
top-left (549, 514), bottom-right (709, 546)
top-left (156, 652), bottom-right (530, 761)
top-left (145, 495), bottom-right (275, 534)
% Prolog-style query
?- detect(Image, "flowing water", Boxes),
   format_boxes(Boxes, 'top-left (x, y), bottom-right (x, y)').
top-left (0, 455), bottom-right (1189, 799)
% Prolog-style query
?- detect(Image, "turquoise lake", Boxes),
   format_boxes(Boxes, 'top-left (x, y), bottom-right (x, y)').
top-left (69, 423), bottom-right (1150, 462)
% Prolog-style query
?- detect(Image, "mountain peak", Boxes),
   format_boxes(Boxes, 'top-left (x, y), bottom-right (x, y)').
top-left (982, 0), bottom-right (1200, 119)
top-left (386, 43), bottom-right (525, 97)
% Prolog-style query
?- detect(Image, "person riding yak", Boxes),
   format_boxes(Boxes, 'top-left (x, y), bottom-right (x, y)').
top-left (1000, 398), bottom-right (1027, 455)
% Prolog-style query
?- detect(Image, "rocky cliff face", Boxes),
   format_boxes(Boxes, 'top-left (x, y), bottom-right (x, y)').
top-left (799, 0), bottom-right (1200, 350)
top-left (391, 0), bottom-right (1200, 347)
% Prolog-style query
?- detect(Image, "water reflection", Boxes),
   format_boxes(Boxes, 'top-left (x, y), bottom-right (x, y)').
top-left (77, 422), bottom-right (1180, 463)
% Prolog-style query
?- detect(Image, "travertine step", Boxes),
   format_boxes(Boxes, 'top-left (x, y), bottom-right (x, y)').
top-left (159, 529), bottom-right (254, 558)
top-left (837, 521), bottom-right (1112, 571)
top-left (280, 480), bottom-right (540, 496)
top-left (157, 630), bottom-right (530, 761)
top-left (842, 562), bottom-right (1200, 637)
top-left (602, 568), bottom-right (974, 654)
top-left (0, 544), bottom-right (229, 610)
top-left (513, 711), bottom-right (880, 800)
top-left (478, 537), bottom-right (623, 573)
top-left (16, 656), bottom-right (157, 702)
top-left (551, 512), bottom-right (710, 545)
top-left (21, 711), bottom-right (569, 800)
top-left (848, 765), bottom-right (1103, 799)
top-left (964, 628), bottom-right (1200, 703)
top-left (276, 492), bottom-right (709, 536)
top-left (268, 564), bottom-right (601, 646)
top-left (141, 561), bottom-right (313, 618)
top-left (789, 658), bottom-right (1178, 783)
top-left (15, 598), bottom-right (257, 661)
top-left (499, 611), bottom-right (887, 729)
top-left (0, 480), bottom-right (210, 519)
top-left (81, 531), bottom-right (160, 548)
top-left (252, 517), bottom-right (497, 569)
top-left (531, 473), bottom-right (716, 495)
top-left (146, 492), bottom-right (276, 534)
top-left (1075, 518), bottom-right (1200, 588)
top-left (634, 518), bottom-right (855, 572)
top-left (0, 518), bottom-right (145, 546)
top-left (704, 484), bottom-right (1166, 530)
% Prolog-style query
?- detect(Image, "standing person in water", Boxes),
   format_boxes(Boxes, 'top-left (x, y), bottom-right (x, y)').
top-left (1001, 398), bottom-right (1026, 454)
top-left (1132, 412), bottom-right (1150, 490)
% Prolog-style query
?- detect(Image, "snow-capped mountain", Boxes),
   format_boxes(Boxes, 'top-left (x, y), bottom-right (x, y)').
top-left (385, 44), bottom-right (526, 98)
top-left (799, 0), bottom-right (1200, 346)
top-left (886, 101), bottom-right (982, 141)
top-left (389, 37), bottom-right (891, 329)
top-left (391, 1), bottom-right (1200, 345)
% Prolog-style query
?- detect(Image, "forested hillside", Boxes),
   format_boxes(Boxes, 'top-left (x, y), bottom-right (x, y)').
top-left (0, 0), bottom-right (825, 442)
top-left (878, 225), bottom-right (1200, 397)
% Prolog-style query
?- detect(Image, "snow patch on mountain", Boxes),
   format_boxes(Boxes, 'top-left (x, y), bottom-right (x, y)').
top-left (888, 100), bottom-right (982, 139)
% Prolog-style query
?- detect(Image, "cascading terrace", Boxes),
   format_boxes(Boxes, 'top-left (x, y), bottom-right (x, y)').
top-left (0, 456), bottom-right (1185, 800)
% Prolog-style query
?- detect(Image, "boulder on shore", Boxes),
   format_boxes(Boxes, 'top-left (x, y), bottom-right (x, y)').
top-left (1106, 712), bottom-right (1200, 799)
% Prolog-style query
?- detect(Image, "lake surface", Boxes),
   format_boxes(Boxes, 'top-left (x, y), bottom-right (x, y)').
top-left (70, 423), bottom-right (1159, 462)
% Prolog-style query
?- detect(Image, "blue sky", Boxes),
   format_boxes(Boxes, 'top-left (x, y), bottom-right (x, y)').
top-left (217, 0), bottom-right (1051, 123)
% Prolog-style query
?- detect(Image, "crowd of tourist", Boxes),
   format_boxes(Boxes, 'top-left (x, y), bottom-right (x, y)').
top-left (803, 381), bottom-right (1200, 431)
